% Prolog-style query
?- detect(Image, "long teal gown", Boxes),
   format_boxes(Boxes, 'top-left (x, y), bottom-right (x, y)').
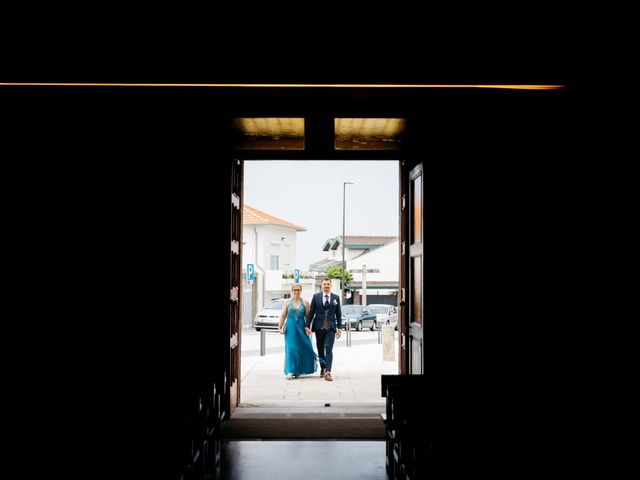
top-left (283, 300), bottom-right (324, 376)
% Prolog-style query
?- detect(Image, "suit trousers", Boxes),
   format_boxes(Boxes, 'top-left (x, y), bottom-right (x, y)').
top-left (315, 328), bottom-right (336, 372)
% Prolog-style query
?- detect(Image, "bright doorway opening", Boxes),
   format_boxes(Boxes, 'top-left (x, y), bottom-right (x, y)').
top-left (239, 160), bottom-right (400, 409)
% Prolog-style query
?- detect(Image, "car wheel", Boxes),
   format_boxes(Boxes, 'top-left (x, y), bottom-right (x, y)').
top-left (356, 321), bottom-right (362, 331)
top-left (370, 320), bottom-right (376, 331)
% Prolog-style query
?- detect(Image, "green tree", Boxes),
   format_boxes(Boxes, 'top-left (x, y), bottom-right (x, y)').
top-left (326, 265), bottom-right (353, 286)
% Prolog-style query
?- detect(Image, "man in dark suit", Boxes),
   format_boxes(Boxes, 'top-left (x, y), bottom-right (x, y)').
top-left (306, 277), bottom-right (342, 381)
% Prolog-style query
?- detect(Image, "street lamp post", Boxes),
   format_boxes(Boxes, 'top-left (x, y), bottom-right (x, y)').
top-left (342, 181), bottom-right (354, 310)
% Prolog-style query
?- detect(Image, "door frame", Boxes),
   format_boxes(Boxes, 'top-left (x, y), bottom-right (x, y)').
top-left (231, 155), bottom-right (411, 408)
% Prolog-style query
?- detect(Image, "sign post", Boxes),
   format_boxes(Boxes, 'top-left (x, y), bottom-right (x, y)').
top-left (293, 269), bottom-right (300, 284)
top-left (348, 266), bottom-right (379, 305)
top-left (247, 263), bottom-right (254, 284)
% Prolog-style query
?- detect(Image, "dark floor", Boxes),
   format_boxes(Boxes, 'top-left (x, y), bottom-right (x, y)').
top-left (219, 440), bottom-right (386, 479)
top-left (220, 413), bottom-right (385, 439)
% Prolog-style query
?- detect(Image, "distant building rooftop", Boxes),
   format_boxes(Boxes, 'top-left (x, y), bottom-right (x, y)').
top-left (308, 258), bottom-right (342, 272)
top-left (322, 235), bottom-right (396, 251)
top-left (345, 281), bottom-right (399, 289)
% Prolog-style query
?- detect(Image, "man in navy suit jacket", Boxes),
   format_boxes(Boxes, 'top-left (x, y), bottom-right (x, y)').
top-left (306, 277), bottom-right (342, 381)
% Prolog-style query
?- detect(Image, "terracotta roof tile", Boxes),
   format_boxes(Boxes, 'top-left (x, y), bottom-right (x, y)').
top-left (243, 204), bottom-right (306, 231)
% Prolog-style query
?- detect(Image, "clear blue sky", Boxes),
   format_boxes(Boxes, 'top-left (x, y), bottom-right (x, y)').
top-left (244, 161), bottom-right (399, 271)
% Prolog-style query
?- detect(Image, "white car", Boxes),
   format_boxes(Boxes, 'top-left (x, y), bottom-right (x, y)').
top-left (368, 304), bottom-right (398, 330)
top-left (254, 299), bottom-right (284, 331)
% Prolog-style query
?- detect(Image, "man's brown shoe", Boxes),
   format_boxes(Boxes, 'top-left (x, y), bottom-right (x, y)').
top-left (324, 372), bottom-right (333, 381)
top-left (320, 367), bottom-right (325, 377)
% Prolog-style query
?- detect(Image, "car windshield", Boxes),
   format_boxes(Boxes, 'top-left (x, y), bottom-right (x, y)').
top-left (369, 305), bottom-right (391, 314)
top-left (342, 305), bottom-right (364, 315)
top-left (265, 300), bottom-right (283, 309)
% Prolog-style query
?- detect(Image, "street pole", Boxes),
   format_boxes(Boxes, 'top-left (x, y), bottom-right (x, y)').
top-left (362, 263), bottom-right (367, 306)
top-left (342, 181), bottom-right (353, 347)
top-left (342, 181), bottom-right (354, 308)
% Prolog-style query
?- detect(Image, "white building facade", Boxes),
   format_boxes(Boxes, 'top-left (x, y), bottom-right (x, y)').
top-left (309, 235), bottom-right (399, 306)
top-left (346, 239), bottom-right (399, 306)
top-left (241, 205), bottom-right (309, 326)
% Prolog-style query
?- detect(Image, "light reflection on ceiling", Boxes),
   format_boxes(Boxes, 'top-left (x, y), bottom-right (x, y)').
top-left (233, 118), bottom-right (304, 150)
top-left (335, 118), bottom-right (406, 150)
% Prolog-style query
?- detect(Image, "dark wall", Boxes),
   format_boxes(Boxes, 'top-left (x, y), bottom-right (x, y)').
top-left (3, 79), bottom-right (579, 477)
top-left (5, 86), bottom-right (235, 478)
top-left (405, 88), bottom-right (579, 475)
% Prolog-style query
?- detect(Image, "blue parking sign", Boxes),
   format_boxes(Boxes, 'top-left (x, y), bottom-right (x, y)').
top-left (293, 269), bottom-right (299, 283)
top-left (247, 264), bottom-right (254, 282)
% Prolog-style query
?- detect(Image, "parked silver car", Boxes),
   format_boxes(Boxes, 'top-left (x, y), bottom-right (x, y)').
top-left (341, 305), bottom-right (377, 331)
top-left (254, 299), bottom-right (284, 331)
top-left (368, 304), bottom-right (398, 330)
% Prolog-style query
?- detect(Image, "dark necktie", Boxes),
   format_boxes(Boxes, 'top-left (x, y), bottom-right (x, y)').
top-left (322, 295), bottom-right (330, 330)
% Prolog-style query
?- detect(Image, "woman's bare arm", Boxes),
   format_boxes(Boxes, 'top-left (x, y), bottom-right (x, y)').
top-left (278, 300), bottom-right (289, 333)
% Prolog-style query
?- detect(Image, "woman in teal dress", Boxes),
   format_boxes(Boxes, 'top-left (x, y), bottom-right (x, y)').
top-left (278, 284), bottom-right (324, 379)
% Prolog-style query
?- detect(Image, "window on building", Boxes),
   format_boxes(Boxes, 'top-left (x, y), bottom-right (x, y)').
top-left (270, 255), bottom-right (279, 270)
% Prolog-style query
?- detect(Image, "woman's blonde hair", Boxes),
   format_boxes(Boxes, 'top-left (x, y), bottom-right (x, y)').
top-left (291, 283), bottom-right (302, 292)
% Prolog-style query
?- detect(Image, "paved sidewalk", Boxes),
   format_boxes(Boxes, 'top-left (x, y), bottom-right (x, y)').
top-left (240, 329), bottom-right (398, 408)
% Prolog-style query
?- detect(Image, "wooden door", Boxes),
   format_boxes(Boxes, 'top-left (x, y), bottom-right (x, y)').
top-left (229, 158), bottom-right (243, 412)
top-left (408, 163), bottom-right (423, 374)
